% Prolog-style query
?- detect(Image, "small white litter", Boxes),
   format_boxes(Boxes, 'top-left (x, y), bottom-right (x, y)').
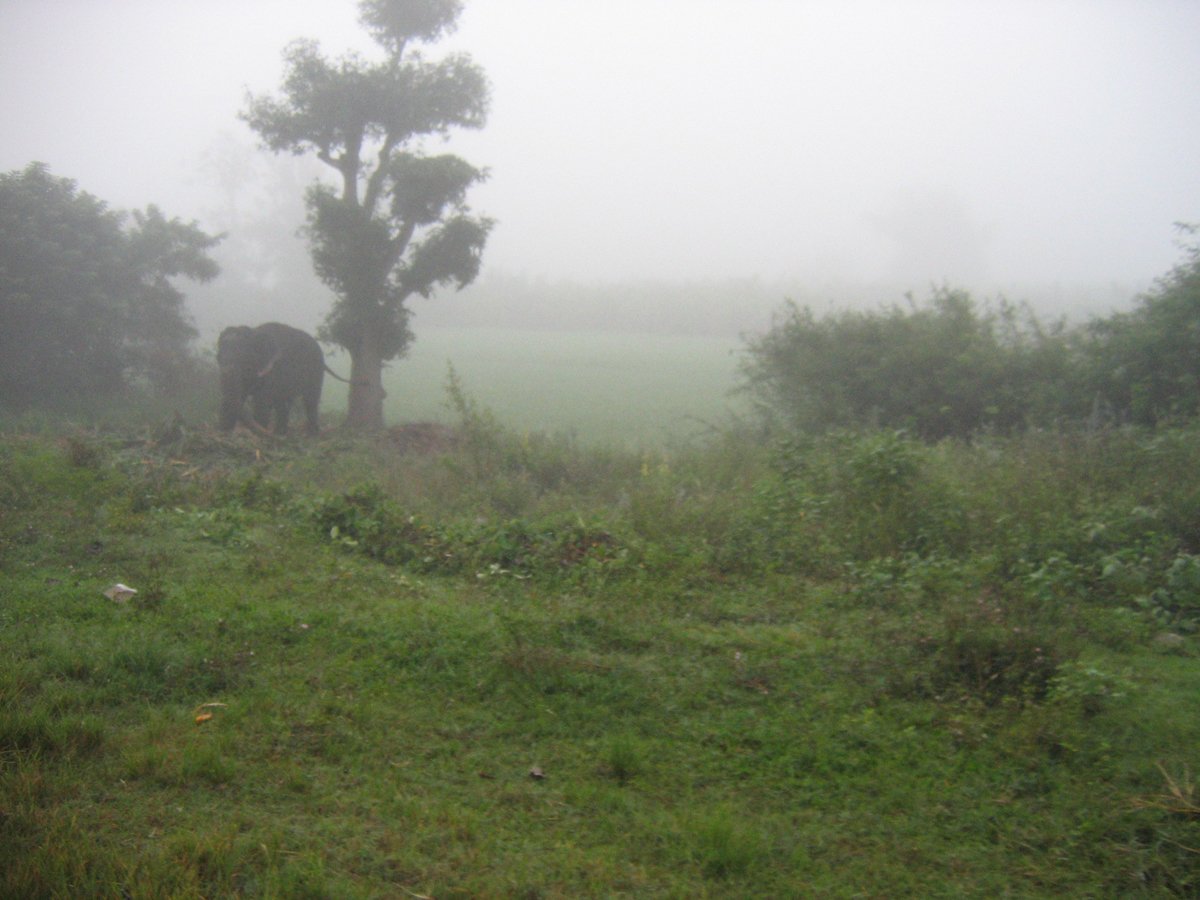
top-left (104, 583), bottom-right (138, 603)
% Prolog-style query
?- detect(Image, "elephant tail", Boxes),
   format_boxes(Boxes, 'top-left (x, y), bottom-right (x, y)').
top-left (323, 363), bottom-right (358, 384)
top-left (324, 362), bottom-right (369, 386)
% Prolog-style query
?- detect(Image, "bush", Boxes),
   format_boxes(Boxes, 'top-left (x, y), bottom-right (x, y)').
top-left (740, 287), bottom-right (1075, 439)
top-left (726, 430), bottom-right (967, 573)
top-left (310, 482), bottom-right (632, 582)
top-left (1082, 224), bottom-right (1200, 425)
top-left (1138, 554), bottom-right (1200, 634)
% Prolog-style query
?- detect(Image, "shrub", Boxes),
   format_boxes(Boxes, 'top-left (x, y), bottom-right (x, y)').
top-left (310, 482), bottom-right (632, 582)
top-left (740, 287), bottom-right (1075, 438)
top-left (727, 430), bottom-right (966, 572)
top-left (874, 587), bottom-right (1069, 706)
top-left (1138, 554), bottom-right (1200, 634)
top-left (1081, 224), bottom-right (1200, 425)
top-left (1048, 660), bottom-right (1134, 716)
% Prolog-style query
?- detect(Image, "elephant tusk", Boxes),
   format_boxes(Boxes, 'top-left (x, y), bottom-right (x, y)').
top-left (258, 349), bottom-right (282, 379)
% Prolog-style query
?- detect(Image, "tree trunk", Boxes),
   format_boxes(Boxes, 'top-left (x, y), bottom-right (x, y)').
top-left (345, 330), bottom-right (386, 431)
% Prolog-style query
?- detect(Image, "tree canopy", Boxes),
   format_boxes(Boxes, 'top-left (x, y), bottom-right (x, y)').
top-left (241, 0), bottom-right (492, 429)
top-left (0, 163), bottom-right (220, 410)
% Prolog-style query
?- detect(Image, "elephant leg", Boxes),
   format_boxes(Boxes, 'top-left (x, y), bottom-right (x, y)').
top-left (303, 387), bottom-right (321, 436)
top-left (219, 393), bottom-right (246, 432)
top-left (274, 397), bottom-right (292, 436)
top-left (251, 394), bottom-right (271, 430)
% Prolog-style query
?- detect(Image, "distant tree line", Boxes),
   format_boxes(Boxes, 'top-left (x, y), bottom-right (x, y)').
top-left (741, 225), bottom-right (1200, 438)
top-left (0, 163), bottom-right (220, 411)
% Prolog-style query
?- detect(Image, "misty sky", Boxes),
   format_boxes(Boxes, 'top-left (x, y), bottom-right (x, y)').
top-left (2, 0), bottom-right (1199, 301)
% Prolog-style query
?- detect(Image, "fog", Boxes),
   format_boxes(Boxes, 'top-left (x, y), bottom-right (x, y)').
top-left (3, 0), bottom-right (1199, 339)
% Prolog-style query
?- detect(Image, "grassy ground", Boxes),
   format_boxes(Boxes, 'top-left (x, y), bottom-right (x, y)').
top-left (325, 327), bottom-right (746, 447)
top-left (1, 415), bottom-right (1199, 897)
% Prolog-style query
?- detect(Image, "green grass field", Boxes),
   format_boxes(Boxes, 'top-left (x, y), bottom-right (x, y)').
top-left (327, 327), bottom-right (747, 447)
top-left (2, 414), bottom-right (1199, 896)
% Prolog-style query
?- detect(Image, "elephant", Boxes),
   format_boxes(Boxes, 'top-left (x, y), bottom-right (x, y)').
top-left (217, 322), bottom-right (348, 436)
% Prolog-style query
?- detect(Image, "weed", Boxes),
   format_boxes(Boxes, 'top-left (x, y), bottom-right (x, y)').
top-left (1048, 660), bottom-right (1134, 716)
top-left (1138, 554), bottom-right (1200, 633)
top-left (601, 734), bottom-right (644, 784)
top-left (686, 807), bottom-right (767, 879)
top-left (179, 737), bottom-right (237, 787)
top-left (63, 433), bottom-right (104, 468)
top-left (1134, 762), bottom-right (1200, 818)
top-left (0, 709), bottom-right (105, 759)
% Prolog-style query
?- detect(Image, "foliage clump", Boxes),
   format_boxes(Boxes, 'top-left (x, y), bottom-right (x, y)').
top-left (311, 482), bottom-right (627, 581)
top-left (1082, 224), bottom-right (1200, 425)
top-left (0, 163), bottom-right (220, 410)
top-left (741, 287), bottom-right (1073, 438)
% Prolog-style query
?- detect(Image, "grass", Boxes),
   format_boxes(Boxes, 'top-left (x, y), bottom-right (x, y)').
top-left (1, 410), bottom-right (1199, 896)
top-left (326, 326), bottom-right (746, 447)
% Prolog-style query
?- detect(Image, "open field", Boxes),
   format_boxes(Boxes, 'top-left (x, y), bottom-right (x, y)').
top-left (2, 418), bottom-right (1199, 896)
top-left (326, 327), bottom-right (747, 447)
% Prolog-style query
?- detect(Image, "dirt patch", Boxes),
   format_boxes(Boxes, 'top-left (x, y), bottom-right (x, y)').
top-left (382, 422), bottom-right (460, 455)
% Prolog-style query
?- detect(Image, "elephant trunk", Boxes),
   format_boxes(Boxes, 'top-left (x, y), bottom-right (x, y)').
top-left (218, 366), bottom-right (246, 431)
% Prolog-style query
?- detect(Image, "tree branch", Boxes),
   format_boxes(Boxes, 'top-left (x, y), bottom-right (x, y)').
top-left (390, 220), bottom-right (417, 263)
top-left (341, 131), bottom-right (364, 206)
top-left (363, 133), bottom-right (401, 217)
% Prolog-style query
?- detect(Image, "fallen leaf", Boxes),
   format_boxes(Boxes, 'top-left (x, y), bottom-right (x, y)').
top-left (193, 702), bottom-right (227, 725)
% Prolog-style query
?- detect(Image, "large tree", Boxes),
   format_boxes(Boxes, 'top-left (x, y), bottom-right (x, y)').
top-left (242, 0), bottom-right (492, 429)
top-left (0, 163), bottom-right (220, 409)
